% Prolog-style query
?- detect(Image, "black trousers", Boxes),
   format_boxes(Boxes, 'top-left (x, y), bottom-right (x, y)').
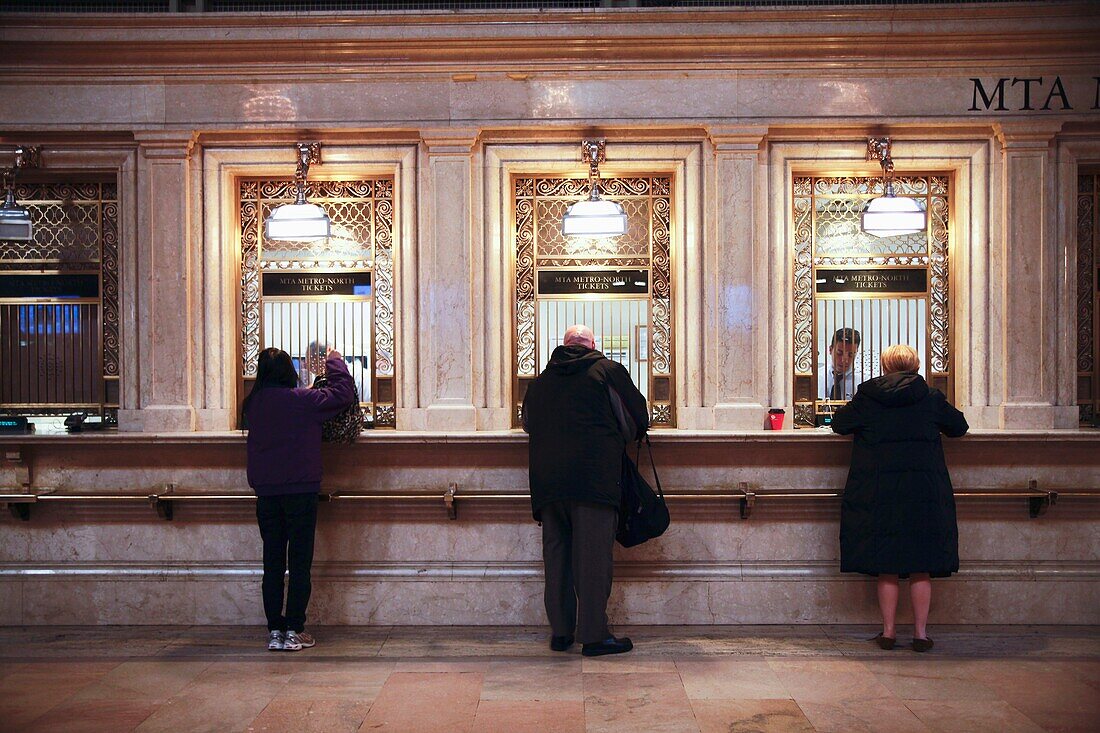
top-left (540, 500), bottom-right (618, 645)
top-left (256, 493), bottom-right (318, 633)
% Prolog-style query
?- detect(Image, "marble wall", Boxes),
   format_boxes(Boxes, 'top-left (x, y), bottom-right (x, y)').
top-left (0, 4), bottom-right (1098, 625)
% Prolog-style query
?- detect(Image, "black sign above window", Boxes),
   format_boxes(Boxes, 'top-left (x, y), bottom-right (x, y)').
top-left (537, 269), bottom-right (649, 296)
top-left (815, 268), bottom-right (927, 295)
top-left (261, 271), bottom-right (373, 297)
top-left (0, 273), bottom-right (100, 299)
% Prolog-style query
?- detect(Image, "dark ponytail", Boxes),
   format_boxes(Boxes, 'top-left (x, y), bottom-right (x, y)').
top-left (241, 347), bottom-right (299, 428)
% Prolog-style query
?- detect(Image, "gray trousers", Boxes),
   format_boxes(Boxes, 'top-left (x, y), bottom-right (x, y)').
top-left (540, 500), bottom-right (618, 645)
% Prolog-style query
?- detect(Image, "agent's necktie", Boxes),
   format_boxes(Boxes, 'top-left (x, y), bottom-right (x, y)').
top-left (830, 373), bottom-right (845, 400)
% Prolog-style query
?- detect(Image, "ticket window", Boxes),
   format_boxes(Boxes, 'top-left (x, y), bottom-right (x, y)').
top-left (238, 177), bottom-right (396, 428)
top-left (537, 291), bottom-right (650, 401)
top-left (0, 175), bottom-right (120, 428)
top-left (792, 174), bottom-right (951, 428)
top-left (815, 295), bottom-right (928, 411)
top-left (513, 175), bottom-right (674, 427)
top-left (261, 285), bottom-right (372, 400)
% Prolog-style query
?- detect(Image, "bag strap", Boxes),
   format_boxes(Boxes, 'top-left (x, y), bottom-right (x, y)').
top-left (639, 435), bottom-right (664, 499)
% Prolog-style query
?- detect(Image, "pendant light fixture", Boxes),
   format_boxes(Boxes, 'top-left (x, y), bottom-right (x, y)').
top-left (264, 142), bottom-right (331, 241)
top-left (561, 139), bottom-right (628, 237)
top-left (0, 146), bottom-right (41, 242)
top-left (862, 137), bottom-right (926, 238)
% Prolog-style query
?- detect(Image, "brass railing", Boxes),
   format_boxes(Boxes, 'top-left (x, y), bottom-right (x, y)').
top-left (3, 480), bottom-right (1096, 522)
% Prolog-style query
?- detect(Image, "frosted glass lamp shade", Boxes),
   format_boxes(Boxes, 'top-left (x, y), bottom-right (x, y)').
top-left (562, 198), bottom-right (628, 237)
top-left (861, 195), bottom-right (926, 237)
top-left (264, 202), bottom-right (331, 241)
top-left (0, 201), bottom-right (33, 241)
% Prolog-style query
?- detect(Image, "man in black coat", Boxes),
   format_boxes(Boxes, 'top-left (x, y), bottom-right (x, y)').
top-left (522, 324), bottom-right (648, 657)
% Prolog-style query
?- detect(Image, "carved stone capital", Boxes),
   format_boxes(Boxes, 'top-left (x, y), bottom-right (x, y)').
top-left (708, 126), bottom-right (768, 154)
top-left (134, 130), bottom-right (197, 160)
top-left (421, 128), bottom-right (480, 156)
top-left (993, 121), bottom-right (1063, 151)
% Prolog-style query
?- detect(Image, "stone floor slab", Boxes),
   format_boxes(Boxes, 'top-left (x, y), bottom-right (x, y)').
top-left (690, 699), bottom-right (815, 733)
top-left (15, 697), bottom-right (159, 733)
top-left (797, 697), bottom-right (932, 733)
top-left (247, 699), bottom-right (370, 733)
top-left (767, 658), bottom-right (895, 703)
top-left (584, 672), bottom-right (700, 733)
top-left (903, 699), bottom-right (1046, 733)
top-left (677, 658), bottom-right (792, 699)
top-left (471, 699), bottom-right (585, 733)
top-left (360, 671), bottom-right (484, 732)
top-left (479, 658), bottom-right (584, 701)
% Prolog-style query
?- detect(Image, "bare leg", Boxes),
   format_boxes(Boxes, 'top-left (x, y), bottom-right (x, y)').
top-left (910, 573), bottom-right (932, 640)
top-left (877, 574), bottom-right (899, 638)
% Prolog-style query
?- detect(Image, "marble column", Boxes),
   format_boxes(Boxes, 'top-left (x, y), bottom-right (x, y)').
top-left (994, 122), bottom-right (1077, 429)
top-left (416, 129), bottom-right (480, 431)
top-left (708, 127), bottom-right (771, 429)
top-left (119, 132), bottom-right (197, 432)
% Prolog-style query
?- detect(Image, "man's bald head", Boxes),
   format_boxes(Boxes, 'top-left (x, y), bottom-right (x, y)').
top-left (563, 324), bottom-right (596, 350)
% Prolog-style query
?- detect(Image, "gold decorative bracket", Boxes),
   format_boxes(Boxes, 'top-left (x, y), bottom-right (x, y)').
top-left (3, 145), bottom-right (41, 192)
top-left (292, 142), bottom-right (322, 203)
top-left (581, 139), bottom-right (606, 198)
top-left (866, 137), bottom-right (896, 193)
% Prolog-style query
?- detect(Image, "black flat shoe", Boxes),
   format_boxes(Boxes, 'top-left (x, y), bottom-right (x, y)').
top-left (912, 637), bottom-right (934, 653)
top-left (871, 633), bottom-right (896, 650)
top-left (581, 636), bottom-right (633, 657)
top-left (550, 635), bottom-right (574, 652)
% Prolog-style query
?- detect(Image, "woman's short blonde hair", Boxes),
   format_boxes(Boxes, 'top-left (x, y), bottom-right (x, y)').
top-left (881, 344), bottom-right (920, 374)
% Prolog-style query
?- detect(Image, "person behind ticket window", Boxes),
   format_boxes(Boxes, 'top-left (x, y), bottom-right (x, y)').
top-left (831, 344), bottom-right (968, 653)
top-left (306, 339), bottom-right (368, 399)
top-left (242, 345), bottom-right (355, 653)
top-left (304, 341), bottom-right (328, 387)
top-left (818, 327), bottom-right (861, 402)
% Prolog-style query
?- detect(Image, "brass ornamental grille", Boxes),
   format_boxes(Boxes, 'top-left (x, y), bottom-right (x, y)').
top-left (0, 180), bottom-right (120, 417)
top-left (1079, 174), bottom-right (1099, 426)
top-left (514, 175), bottom-right (674, 428)
top-left (238, 178), bottom-right (396, 428)
top-left (792, 174), bottom-right (951, 428)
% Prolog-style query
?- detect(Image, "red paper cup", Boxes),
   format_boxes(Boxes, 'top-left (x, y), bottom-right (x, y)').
top-left (767, 409), bottom-right (786, 430)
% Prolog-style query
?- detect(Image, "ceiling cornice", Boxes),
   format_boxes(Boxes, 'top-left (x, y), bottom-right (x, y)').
top-left (3, 32), bottom-right (1099, 76)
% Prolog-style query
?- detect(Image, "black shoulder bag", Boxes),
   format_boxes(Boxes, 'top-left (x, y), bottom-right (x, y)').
top-left (616, 435), bottom-right (670, 547)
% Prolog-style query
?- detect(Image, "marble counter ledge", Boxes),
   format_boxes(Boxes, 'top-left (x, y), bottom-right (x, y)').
top-left (1, 427), bottom-right (1099, 447)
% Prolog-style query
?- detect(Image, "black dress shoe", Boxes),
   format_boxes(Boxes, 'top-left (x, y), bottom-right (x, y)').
top-left (581, 636), bottom-right (633, 657)
top-left (550, 635), bottom-right (574, 652)
top-left (871, 633), bottom-right (896, 650)
top-left (912, 637), bottom-right (934, 653)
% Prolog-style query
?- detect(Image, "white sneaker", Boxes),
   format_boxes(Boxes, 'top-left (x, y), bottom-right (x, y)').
top-left (267, 630), bottom-right (285, 651)
top-left (283, 630), bottom-right (315, 651)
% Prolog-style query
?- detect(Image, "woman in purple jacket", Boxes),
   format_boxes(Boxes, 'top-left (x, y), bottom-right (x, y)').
top-left (243, 346), bottom-right (355, 652)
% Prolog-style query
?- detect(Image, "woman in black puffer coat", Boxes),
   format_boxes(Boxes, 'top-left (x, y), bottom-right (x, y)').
top-left (832, 344), bottom-right (968, 652)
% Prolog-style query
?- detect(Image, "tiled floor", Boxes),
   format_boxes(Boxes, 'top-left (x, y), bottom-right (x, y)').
top-left (1, 626), bottom-right (1097, 732)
